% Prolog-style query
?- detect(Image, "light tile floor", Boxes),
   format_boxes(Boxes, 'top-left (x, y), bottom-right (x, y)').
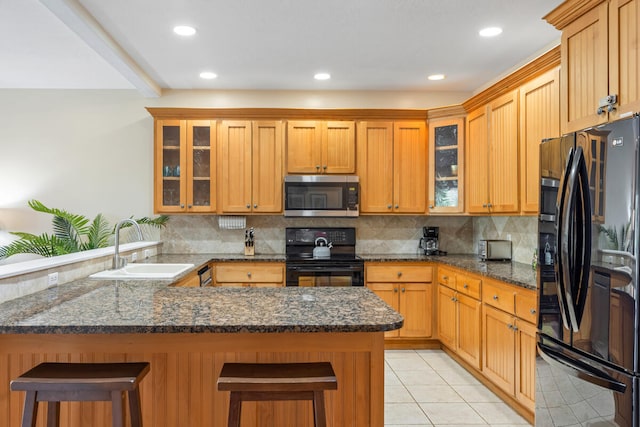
top-left (384, 349), bottom-right (532, 426)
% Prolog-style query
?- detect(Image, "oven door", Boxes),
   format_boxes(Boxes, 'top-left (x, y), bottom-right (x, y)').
top-left (286, 264), bottom-right (364, 287)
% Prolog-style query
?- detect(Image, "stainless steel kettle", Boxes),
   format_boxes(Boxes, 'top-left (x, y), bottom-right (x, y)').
top-left (312, 237), bottom-right (332, 258)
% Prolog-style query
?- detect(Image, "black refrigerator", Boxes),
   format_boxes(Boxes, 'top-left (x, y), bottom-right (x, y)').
top-left (536, 115), bottom-right (640, 427)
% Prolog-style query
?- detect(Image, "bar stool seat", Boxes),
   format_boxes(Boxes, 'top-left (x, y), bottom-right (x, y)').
top-left (217, 362), bottom-right (337, 427)
top-left (10, 362), bottom-right (150, 427)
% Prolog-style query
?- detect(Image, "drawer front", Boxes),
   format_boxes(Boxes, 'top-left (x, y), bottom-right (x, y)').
top-left (482, 280), bottom-right (515, 315)
top-left (366, 265), bottom-right (433, 283)
top-left (437, 267), bottom-right (457, 288)
top-left (216, 264), bottom-right (284, 283)
top-left (515, 290), bottom-right (538, 324)
top-left (456, 274), bottom-right (481, 300)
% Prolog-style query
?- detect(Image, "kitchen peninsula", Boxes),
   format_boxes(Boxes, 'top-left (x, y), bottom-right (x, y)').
top-left (0, 263), bottom-right (402, 427)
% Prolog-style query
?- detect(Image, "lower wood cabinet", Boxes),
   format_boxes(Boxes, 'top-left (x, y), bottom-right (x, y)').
top-left (437, 267), bottom-right (482, 370)
top-left (481, 279), bottom-right (536, 413)
top-left (366, 263), bottom-right (433, 340)
top-left (214, 262), bottom-right (284, 287)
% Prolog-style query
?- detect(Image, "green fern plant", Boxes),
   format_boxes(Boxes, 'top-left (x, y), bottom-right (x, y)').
top-left (0, 200), bottom-right (168, 260)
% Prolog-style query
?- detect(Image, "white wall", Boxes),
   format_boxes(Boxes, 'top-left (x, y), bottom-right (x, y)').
top-left (0, 88), bottom-right (470, 235)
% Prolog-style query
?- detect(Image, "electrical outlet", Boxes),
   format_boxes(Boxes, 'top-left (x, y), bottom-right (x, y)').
top-left (131, 252), bottom-right (138, 262)
top-left (48, 272), bottom-right (59, 286)
top-left (144, 249), bottom-right (151, 259)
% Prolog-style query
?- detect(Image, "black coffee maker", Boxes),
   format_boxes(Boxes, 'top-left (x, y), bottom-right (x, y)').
top-left (419, 226), bottom-right (440, 255)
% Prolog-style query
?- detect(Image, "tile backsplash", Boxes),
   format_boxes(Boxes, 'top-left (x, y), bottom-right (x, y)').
top-left (161, 215), bottom-right (537, 264)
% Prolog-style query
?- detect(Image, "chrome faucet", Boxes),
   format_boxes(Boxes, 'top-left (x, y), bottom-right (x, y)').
top-left (112, 219), bottom-right (144, 269)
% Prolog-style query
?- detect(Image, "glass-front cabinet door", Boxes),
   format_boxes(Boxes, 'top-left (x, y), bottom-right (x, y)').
top-left (155, 119), bottom-right (216, 213)
top-left (428, 117), bottom-right (464, 213)
top-left (187, 120), bottom-right (216, 212)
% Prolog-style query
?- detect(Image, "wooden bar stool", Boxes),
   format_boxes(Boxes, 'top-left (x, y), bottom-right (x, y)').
top-left (217, 362), bottom-right (337, 427)
top-left (10, 362), bottom-right (150, 427)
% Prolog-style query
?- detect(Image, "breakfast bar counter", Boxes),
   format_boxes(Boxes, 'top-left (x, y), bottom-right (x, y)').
top-left (0, 281), bottom-right (402, 426)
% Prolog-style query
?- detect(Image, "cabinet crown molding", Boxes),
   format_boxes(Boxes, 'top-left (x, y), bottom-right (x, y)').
top-left (543, 0), bottom-right (606, 30)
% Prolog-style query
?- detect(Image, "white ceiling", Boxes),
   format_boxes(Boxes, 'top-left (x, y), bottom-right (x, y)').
top-left (0, 0), bottom-right (562, 97)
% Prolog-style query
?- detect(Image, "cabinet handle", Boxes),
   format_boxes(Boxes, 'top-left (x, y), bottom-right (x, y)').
top-left (530, 308), bottom-right (536, 314)
top-left (394, 288), bottom-right (398, 293)
top-left (387, 204), bottom-right (392, 209)
top-left (493, 295), bottom-right (499, 300)
top-left (513, 325), bottom-right (519, 332)
top-left (397, 271), bottom-right (402, 277)
top-left (188, 204), bottom-right (193, 208)
top-left (246, 204), bottom-right (251, 209)
top-left (401, 287), bottom-right (405, 293)
top-left (247, 272), bottom-right (252, 278)
top-left (451, 297), bottom-right (456, 301)
top-left (180, 204), bottom-right (185, 208)
top-left (482, 203), bottom-right (487, 208)
top-left (463, 283), bottom-right (469, 289)
top-left (316, 165), bottom-right (321, 171)
top-left (395, 204), bottom-right (399, 209)
top-left (487, 203), bottom-right (493, 208)
top-left (323, 165), bottom-right (327, 170)
top-left (442, 275), bottom-right (448, 280)
top-left (254, 204), bottom-right (258, 208)
top-left (429, 205), bottom-right (434, 209)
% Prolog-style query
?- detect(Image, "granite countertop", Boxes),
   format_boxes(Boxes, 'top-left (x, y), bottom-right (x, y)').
top-left (359, 254), bottom-right (537, 290)
top-left (0, 276), bottom-right (403, 335)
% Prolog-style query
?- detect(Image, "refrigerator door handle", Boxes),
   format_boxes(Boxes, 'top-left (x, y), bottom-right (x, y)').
top-left (573, 146), bottom-right (592, 329)
top-left (538, 342), bottom-right (627, 393)
top-left (556, 147), bottom-right (575, 331)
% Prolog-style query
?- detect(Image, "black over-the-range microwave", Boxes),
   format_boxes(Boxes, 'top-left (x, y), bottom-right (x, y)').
top-left (284, 175), bottom-right (359, 217)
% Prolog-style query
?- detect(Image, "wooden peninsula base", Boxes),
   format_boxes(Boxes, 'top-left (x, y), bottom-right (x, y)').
top-left (0, 331), bottom-right (385, 427)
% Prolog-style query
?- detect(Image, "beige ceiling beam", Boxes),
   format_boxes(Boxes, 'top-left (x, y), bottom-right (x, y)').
top-left (39, 0), bottom-right (161, 97)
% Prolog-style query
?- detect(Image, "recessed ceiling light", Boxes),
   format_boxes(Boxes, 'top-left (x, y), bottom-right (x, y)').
top-left (173, 26), bottom-right (196, 36)
top-left (428, 74), bottom-right (446, 81)
top-left (314, 73), bottom-right (331, 81)
top-left (199, 71), bottom-right (217, 79)
top-left (479, 27), bottom-right (502, 37)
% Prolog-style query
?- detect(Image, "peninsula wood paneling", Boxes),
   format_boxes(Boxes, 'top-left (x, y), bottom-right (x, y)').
top-left (0, 333), bottom-right (384, 427)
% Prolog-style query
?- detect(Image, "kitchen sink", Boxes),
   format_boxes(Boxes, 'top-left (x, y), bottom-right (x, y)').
top-left (89, 263), bottom-right (194, 280)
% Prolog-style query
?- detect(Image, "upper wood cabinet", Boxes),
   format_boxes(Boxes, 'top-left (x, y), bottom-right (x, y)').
top-left (154, 119), bottom-right (216, 213)
top-left (357, 121), bottom-right (427, 214)
top-left (466, 91), bottom-right (519, 214)
top-left (519, 68), bottom-right (561, 214)
top-left (286, 120), bottom-right (355, 174)
top-left (218, 120), bottom-right (284, 214)
top-left (428, 117), bottom-right (464, 213)
top-left (546, 0), bottom-right (640, 133)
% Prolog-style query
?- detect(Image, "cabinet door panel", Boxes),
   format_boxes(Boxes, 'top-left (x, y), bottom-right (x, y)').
top-left (466, 107), bottom-right (489, 213)
top-left (399, 283), bottom-right (432, 337)
top-left (156, 119), bottom-right (187, 213)
top-left (482, 305), bottom-right (516, 395)
top-left (488, 91), bottom-right (519, 213)
top-left (187, 120), bottom-right (216, 212)
top-left (287, 121), bottom-right (323, 173)
top-left (561, 3), bottom-right (609, 133)
top-left (357, 122), bottom-right (394, 213)
top-left (393, 122), bottom-right (427, 213)
top-left (428, 117), bottom-right (464, 213)
top-left (457, 294), bottom-right (482, 370)
top-left (610, 0), bottom-right (640, 120)
top-left (324, 121), bottom-right (355, 173)
top-left (519, 68), bottom-right (560, 213)
top-left (515, 319), bottom-right (537, 412)
top-left (219, 121), bottom-right (252, 213)
top-left (252, 121), bottom-right (284, 213)
top-left (437, 285), bottom-right (457, 350)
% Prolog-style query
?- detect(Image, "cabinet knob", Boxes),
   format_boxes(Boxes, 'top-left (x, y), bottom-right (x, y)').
top-left (323, 165), bottom-right (327, 170)
top-left (188, 204), bottom-right (193, 208)
top-left (451, 297), bottom-right (456, 301)
top-left (429, 205), bottom-right (434, 209)
top-left (442, 275), bottom-right (448, 280)
top-left (482, 203), bottom-right (487, 208)
top-left (254, 204), bottom-right (258, 208)
top-left (401, 287), bottom-right (405, 293)
top-left (395, 204), bottom-right (399, 209)
top-left (180, 204), bottom-right (185, 208)
top-left (247, 272), bottom-right (252, 278)
top-left (394, 288), bottom-right (398, 293)
top-left (463, 283), bottom-right (469, 289)
top-left (246, 204), bottom-right (251, 209)
top-left (487, 203), bottom-right (493, 208)
top-left (513, 325), bottom-right (519, 332)
top-left (397, 271), bottom-right (402, 277)
top-left (507, 324), bottom-right (513, 330)
top-left (316, 165), bottom-right (321, 171)
top-left (493, 295), bottom-right (499, 300)
top-left (387, 204), bottom-right (392, 209)
top-left (530, 308), bottom-right (536, 314)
